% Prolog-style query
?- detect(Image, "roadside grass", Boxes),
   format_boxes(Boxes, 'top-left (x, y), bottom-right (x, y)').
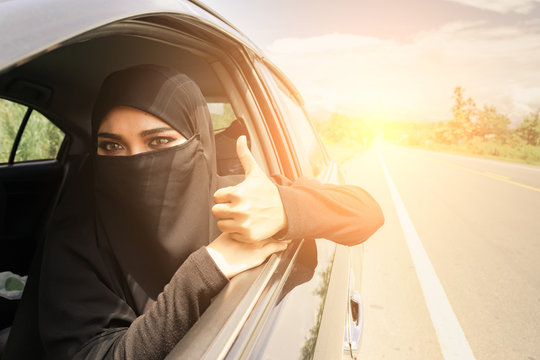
top-left (323, 140), bottom-right (540, 167)
top-left (406, 141), bottom-right (540, 166)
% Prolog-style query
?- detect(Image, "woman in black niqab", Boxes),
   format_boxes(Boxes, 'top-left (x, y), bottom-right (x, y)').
top-left (39, 65), bottom-right (252, 359)
top-left (37, 64), bottom-right (384, 360)
top-left (92, 65), bottom-right (221, 312)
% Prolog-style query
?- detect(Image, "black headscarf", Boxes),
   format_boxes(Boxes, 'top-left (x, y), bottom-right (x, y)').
top-left (91, 65), bottom-right (220, 312)
top-left (39, 65), bottom-right (225, 358)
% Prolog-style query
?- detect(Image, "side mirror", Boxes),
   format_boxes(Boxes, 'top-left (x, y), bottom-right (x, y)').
top-left (343, 267), bottom-right (363, 358)
top-left (350, 291), bottom-right (361, 326)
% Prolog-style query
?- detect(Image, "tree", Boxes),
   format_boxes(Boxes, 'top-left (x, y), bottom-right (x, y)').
top-left (516, 112), bottom-right (540, 146)
top-left (450, 86), bottom-right (477, 143)
top-left (315, 113), bottom-right (374, 146)
top-left (475, 105), bottom-right (510, 143)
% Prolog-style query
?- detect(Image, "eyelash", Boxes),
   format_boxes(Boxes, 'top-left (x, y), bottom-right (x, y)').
top-left (97, 136), bottom-right (177, 153)
top-left (98, 141), bottom-right (124, 153)
top-left (149, 136), bottom-right (176, 148)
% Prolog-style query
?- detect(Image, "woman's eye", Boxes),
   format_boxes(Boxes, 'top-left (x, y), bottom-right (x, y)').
top-left (149, 137), bottom-right (175, 148)
top-left (99, 142), bottom-right (124, 153)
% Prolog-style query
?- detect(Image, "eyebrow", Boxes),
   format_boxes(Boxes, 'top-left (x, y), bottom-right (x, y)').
top-left (139, 127), bottom-right (176, 137)
top-left (97, 132), bottom-right (122, 140)
top-left (97, 127), bottom-right (175, 140)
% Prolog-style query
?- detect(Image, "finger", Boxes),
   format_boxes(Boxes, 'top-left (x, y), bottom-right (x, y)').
top-left (236, 135), bottom-right (258, 175)
top-left (229, 231), bottom-right (265, 244)
top-left (229, 232), bottom-right (248, 243)
top-left (211, 203), bottom-right (235, 219)
top-left (216, 219), bottom-right (241, 233)
top-left (213, 186), bottom-right (236, 203)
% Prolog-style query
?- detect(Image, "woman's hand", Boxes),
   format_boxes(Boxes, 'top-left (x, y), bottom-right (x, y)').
top-left (212, 136), bottom-right (288, 243)
top-left (206, 233), bottom-right (290, 279)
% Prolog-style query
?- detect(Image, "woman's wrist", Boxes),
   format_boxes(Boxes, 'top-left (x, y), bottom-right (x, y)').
top-left (205, 245), bottom-right (234, 279)
top-left (206, 233), bottom-right (290, 280)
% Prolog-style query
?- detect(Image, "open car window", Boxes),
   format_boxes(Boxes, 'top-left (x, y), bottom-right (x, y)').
top-left (255, 63), bottom-right (329, 179)
top-left (208, 101), bottom-right (250, 176)
top-left (208, 102), bottom-right (236, 134)
top-left (0, 98), bottom-right (65, 164)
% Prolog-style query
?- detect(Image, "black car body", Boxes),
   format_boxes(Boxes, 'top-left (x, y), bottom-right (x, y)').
top-left (0, 1), bottom-right (363, 358)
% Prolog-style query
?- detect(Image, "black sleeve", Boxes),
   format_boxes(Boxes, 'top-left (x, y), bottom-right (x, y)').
top-left (41, 235), bottom-right (227, 360)
top-left (73, 248), bottom-right (228, 360)
top-left (40, 161), bottom-right (229, 360)
top-left (275, 176), bottom-right (384, 245)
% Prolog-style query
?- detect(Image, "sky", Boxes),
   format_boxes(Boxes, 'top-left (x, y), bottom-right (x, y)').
top-left (203, 0), bottom-right (540, 125)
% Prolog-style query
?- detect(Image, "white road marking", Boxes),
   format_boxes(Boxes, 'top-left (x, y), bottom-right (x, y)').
top-left (377, 151), bottom-right (476, 360)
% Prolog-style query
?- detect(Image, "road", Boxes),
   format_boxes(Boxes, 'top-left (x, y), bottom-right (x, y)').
top-left (341, 144), bottom-right (540, 360)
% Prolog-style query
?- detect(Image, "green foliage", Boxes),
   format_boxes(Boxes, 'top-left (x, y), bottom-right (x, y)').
top-left (0, 99), bottom-right (64, 163)
top-left (312, 86), bottom-right (540, 165)
top-left (314, 113), bottom-right (375, 147)
top-left (209, 103), bottom-right (236, 133)
top-left (449, 86), bottom-right (477, 142)
top-left (475, 106), bottom-right (510, 142)
top-left (515, 112), bottom-right (540, 146)
top-left (379, 87), bottom-right (539, 165)
top-left (379, 120), bottom-right (437, 147)
top-left (437, 87), bottom-right (511, 145)
top-left (0, 99), bottom-right (26, 162)
top-left (15, 111), bottom-right (64, 161)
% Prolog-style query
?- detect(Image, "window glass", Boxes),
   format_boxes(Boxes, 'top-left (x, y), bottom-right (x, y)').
top-left (272, 78), bottom-right (327, 177)
top-left (208, 102), bottom-right (236, 134)
top-left (14, 110), bottom-right (64, 162)
top-left (0, 99), bottom-right (26, 163)
top-left (255, 62), bottom-right (328, 177)
top-left (208, 102), bottom-right (249, 175)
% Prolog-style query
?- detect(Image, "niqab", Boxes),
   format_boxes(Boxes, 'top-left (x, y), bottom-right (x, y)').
top-left (92, 65), bottom-right (220, 312)
top-left (38, 65), bottom-right (233, 358)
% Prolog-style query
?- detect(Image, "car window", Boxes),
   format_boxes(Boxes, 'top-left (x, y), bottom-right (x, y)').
top-left (14, 110), bottom-right (65, 162)
top-left (208, 102), bottom-right (236, 134)
top-left (256, 64), bottom-right (328, 178)
top-left (208, 101), bottom-right (254, 176)
top-left (0, 98), bottom-right (26, 163)
top-left (0, 98), bottom-right (64, 164)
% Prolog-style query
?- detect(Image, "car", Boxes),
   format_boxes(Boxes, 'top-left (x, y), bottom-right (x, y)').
top-left (0, 1), bottom-right (363, 359)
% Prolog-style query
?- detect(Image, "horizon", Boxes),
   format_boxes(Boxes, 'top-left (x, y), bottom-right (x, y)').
top-left (204, 0), bottom-right (540, 125)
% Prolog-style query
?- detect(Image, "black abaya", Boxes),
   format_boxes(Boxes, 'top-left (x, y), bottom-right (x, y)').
top-left (38, 65), bottom-right (385, 360)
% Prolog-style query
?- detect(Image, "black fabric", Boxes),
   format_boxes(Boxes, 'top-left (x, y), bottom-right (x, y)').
top-left (36, 65), bottom-right (385, 360)
top-left (95, 137), bottom-right (216, 312)
top-left (214, 118), bottom-right (250, 175)
top-left (92, 65), bottom-right (220, 313)
top-left (39, 65), bottom-right (227, 359)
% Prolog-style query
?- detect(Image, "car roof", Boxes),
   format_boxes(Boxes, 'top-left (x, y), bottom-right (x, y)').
top-left (0, 0), bottom-right (262, 73)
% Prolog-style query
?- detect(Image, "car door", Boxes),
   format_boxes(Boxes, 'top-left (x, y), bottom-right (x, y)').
top-left (242, 60), bottom-right (356, 360)
top-left (167, 45), bottom-right (355, 359)
top-left (0, 96), bottom-right (66, 331)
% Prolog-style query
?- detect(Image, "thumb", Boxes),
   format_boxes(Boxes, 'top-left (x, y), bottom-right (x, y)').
top-left (236, 135), bottom-right (257, 175)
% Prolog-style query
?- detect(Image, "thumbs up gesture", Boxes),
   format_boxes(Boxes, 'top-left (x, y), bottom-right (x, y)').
top-left (212, 136), bottom-right (288, 243)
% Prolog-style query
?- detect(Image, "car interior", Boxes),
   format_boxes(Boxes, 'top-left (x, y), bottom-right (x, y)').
top-left (0, 15), bottom-right (286, 358)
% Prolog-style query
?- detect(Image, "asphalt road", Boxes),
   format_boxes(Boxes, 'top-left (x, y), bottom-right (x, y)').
top-left (341, 144), bottom-right (540, 360)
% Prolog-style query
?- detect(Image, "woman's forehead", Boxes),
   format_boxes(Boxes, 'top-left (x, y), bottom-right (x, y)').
top-left (98, 106), bottom-right (175, 134)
